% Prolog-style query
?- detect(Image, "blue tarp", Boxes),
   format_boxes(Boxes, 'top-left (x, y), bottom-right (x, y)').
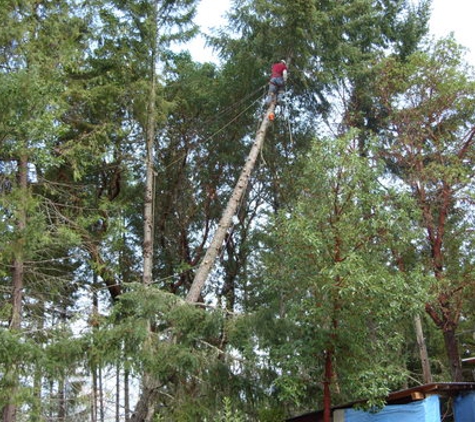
top-left (344, 395), bottom-right (441, 422)
top-left (454, 391), bottom-right (475, 422)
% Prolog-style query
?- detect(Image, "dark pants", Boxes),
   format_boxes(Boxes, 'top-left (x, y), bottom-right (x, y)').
top-left (267, 77), bottom-right (285, 104)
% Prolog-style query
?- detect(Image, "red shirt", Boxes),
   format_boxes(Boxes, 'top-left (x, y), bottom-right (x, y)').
top-left (271, 62), bottom-right (288, 78)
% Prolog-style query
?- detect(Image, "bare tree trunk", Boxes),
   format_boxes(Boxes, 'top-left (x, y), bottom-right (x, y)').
top-left (116, 363), bottom-right (120, 422)
top-left (130, 374), bottom-right (160, 422)
top-left (32, 302), bottom-right (45, 421)
top-left (2, 251), bottom-right (23, 422)
top-left (91, 277), bottom-right (99, 422)
top-left (9, 156), bottom-right (26, 330)
top-left (130, 34), bottom-right (159, 422)
top-left (99, 367), bottom-right (105, 422)
top-left (444, 326), bottom-right (463, 381)
top-left (92, 366), bottom-right (98, 422)
top-left (131, 99), bottom-right (277, 420)
top-left (186, 102), bottom-right (276, 303)
top-left (2, 155), bottom-right (28, 422)
top-left (10, 250), bottom-right (24, 331)
top-left (58, 376), bottom-right (66, 422)
top-left (143, 68), bottom-right (156, 288)
top-left (124, 366), bottom-right (130, 422)
top-left (414, 314), bottom-right (432, 384)
top-left (323, 349), bottom-right (333, 422)
top-left (133, 87), bottom-right (158, 422)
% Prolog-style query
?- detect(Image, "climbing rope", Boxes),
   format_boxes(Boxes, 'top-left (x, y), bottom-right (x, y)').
top-left (164, 84), bottom-right (268, 171)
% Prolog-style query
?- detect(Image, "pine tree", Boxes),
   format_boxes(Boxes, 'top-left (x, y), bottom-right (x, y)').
top-left (0, 0), bottom-right (89, 419)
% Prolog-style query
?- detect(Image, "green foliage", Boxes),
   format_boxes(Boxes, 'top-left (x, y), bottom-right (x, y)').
top-left (213, 0), bottom-right (429, 119)
top-left (0, 324), bottom-right (90, 416)
top-left (1, 0), bottom-right (475, 419)
top-left (0, 329), bottom-right (41, 372)
top-left (249, 132), bottom-right (426, 410)
top-left (212, 397), bottom-right (246, 422)
top-left (370, 36), bottom-right (475, 381)
top-left (91, 284), bottom-right (224, 380)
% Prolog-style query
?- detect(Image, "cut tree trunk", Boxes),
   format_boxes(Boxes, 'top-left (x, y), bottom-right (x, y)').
top-left (131, 97), bottom-right (277, 421)
top-left (186, 101), bottom-right (276, 303)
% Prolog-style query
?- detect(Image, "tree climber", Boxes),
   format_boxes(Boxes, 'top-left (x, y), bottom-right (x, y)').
top-left (266, 59), bottom-right (288, 104)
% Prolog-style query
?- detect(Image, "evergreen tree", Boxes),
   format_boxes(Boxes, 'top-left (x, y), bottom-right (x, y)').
top-left (0, 0), bottom-right (89, 419)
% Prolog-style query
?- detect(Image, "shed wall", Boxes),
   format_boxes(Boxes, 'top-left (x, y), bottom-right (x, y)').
top-left (342, 395), bottom-right (440, 422)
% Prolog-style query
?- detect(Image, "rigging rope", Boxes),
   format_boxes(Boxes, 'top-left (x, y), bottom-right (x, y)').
top-left (163, 84), bottom-right (268, 171)
top-left (200, 83), bottom-right (267, 130)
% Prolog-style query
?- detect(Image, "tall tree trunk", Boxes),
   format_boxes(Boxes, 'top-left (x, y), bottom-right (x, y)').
top-left (32, 301), bottom-right (45, 422)
top-left (91, 277), bottom-right (99, 422)
top-left (92, 366), bottom-right (98, 422)
top-left (58, 306), bottom-right (67, 421)
top-left (395, 257), bottom-right (433, 384)
top-left (132, 100), bottom-right (277, 420)
top-left (99, 367), bottom-right (105, 422)
top-left (2, 155), bottom-right (28, 422)
top-left (443, 325), bottom-right (463, 381)
top-left (9, 247), bottom-right (25, 332)
top-left (116, 363), bottom-right (120, 422)
top-left (186, 102), bottom-right (276, 303)
top-left (143, 65), bottom-right (156, 288)
top-left (414, 314), bottom-right (432, 383)
top-left (9, 155), bottom-right (27, 326)
top-left (124, 366), bottom-right (130, 422)
top-left (426, 302), bottom-right (463, 381)
top-left (130, 39), bottom-right (159, 422)
top-left (323, 349), bottom-right (333, 422)
top-left (420, 180), bottom-right (463, 381)
top-left (58, 376), bottom-right (66, 422)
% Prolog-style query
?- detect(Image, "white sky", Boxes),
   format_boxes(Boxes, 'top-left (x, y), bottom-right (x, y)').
top-left (429, 0), bottom-right (475, 65)
top-left (186, 0), bottom-right (229, 63)
top-left (190, 0), bottom-right (475, 67)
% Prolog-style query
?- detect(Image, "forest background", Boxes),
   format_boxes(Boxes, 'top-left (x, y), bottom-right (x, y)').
top-left (2, 0), bottom-right (475, 421)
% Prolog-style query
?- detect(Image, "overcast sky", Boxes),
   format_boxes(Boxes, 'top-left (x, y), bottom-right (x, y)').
top-left (189, 0), bottom-right (475, 66)
top-left (429, 0), bottom-right (474, 64)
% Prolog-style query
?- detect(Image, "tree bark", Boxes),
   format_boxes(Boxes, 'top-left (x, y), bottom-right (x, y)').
top-left (2, 155), bottom-right (28, 422)
top-left (143, 67), bottom-right (156, 287)
top-left (323, 349), bottom-right (333, 422)
top-left (443, 325), bottom-right (463, 381)
top-left (130, 19), bottom-right (158, 420)
top-left (9, 155), bottom-right (27, 330)
top-left (124, 366), bottom-right (130, 422)
top-left (130, 374), bottom-right (160, 422)
top-left (414, 314), bottom-right (432, 383)
top-left (425, 301), bottom-right (463, 381)
top-left (115, 363), bottom-right (120, 422)
top-left (58, 375), bottom-right (66, 422)
top-left (186, 102), bottom-right (276, 303)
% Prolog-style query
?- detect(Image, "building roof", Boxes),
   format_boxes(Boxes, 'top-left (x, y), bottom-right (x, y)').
top-left (286, 382), bottom-right (475, 422)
